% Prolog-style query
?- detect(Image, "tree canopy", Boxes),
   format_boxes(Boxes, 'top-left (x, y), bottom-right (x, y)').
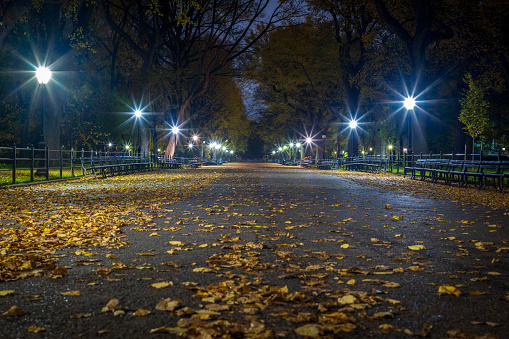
top-left (0, 0), bottom-right (508, 157)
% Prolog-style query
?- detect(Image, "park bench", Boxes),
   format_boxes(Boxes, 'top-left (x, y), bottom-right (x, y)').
top-left (300, 159), bottom-right (313, 167)
top-left (317, 159), bottom-right (338, 170)
top-left (160, 159), bottom-right (183, 169)
top-left (344, 157), bottom-right (384, 172)
top-left (405, 159), bottom-right (509, 192)
top-left (187, 158), bottom-right (201, 168)
top-left (81, 155), bottom-right (153, 178)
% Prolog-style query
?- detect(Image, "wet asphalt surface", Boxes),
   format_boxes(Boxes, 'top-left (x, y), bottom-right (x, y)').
top-left (0, 163), bottom-right (508, 338)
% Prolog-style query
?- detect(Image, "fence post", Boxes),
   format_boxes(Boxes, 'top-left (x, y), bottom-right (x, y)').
top-left (30, 145), bottom-right (34, 182)
top-left (45, 145), bottom-right (49, 180)
top-left (12, 144), bottom-right (16, 184)
top-left (60, 146), bottom-right (63, 179)
top-left (71, 147), bottom-right (74, 177)
top-left (81, 148), bottom-right (85, 176)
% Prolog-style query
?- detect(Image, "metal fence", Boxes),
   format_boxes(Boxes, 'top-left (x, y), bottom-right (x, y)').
top-left (0, 145), bottom-right (156, 185)
top-left (0, 145), bottom-right (223, 186)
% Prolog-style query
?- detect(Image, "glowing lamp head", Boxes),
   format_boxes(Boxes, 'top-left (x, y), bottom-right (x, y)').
top-left (134, 110), bottom-right (142, 118)
top-left (289, 143), bottom-right (294, 147)
top-left (108, 143), bottom-right (112, 147)
top-left (296, 142), bottom-right (301, 148)
top-left (348, 120), bottom-right (358, 129)
top-left (215, 144), bottom-right (221, 150)
top-left (305, 137), bottom-right (312, 144)
top-left (278, 147), bottom-right (282, 151)
top-left (125, 145), bottom-right (130, 150)
top-left (171, 126), bottom-right (179, 134)
top-left (388, 145), bottom-right (393, 150)
top-left (404, 97), bottom-right (416, 110)
top-left (188, 143), bottom-right (194, 149)
top-left (36, 67), bottom-right (52, 84)
top-left (272, 151), bottom-right (276, 154)
top-left (192, 135), bottom-right (198, 141)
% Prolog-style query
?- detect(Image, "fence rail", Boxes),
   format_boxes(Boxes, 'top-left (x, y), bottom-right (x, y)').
top-left (0, 145), bottom-right (220, 186)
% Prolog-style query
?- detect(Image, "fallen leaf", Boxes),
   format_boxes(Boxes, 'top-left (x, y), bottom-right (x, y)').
top-left (101, 299), bottom-right (120, 312)
top-left (438, 285), bottom-right (461, 297)
top-left (192, 267), bottom-right (214, 273)
top-left (28, 326), bottom-right (45, 333)
top-left (337, 295), bottom-right (357, 305)
top-left (0, 290), bottom-right (14, 297)
top-left (61, 290), bottom-right (81, 296)
top-left (150, 282), bottom-right (173, 289)
top-left (294, 324), bottom-right (322, 336)
top-left (155, 298), bottom-right (181, 311)
top-left (407, 245), bottom-right (425, 251)
top-left (149, 327), bottom-right (187, 334)
top-left (134, 309), bottom-right (151, 316)
top-left (383, 282), bottom-right (400, 288)
top-left (2, 305), bottom-right (26, 316)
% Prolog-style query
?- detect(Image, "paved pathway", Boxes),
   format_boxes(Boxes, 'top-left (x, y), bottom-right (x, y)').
top-left (0, 163), bottom-right (507, 338)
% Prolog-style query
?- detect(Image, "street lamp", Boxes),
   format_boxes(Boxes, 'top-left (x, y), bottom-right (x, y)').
top-left (348, 119), bottom-right (359, 157)
top-left (36, 67), bottom-right (52, 143)
top-left (404, 96), bottom-right (416, 154)
top-left (133, 109), bottom-right (143, 156)
top-left (171, 126), bottom-right (179, 159)
top-left (35, 66), bottom-right (52, 177)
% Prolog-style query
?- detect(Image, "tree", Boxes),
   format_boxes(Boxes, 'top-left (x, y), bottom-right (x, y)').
top-left (459, 73), bottom-right (490, 155)
top-left (375, 0), bottom-right (454, 153)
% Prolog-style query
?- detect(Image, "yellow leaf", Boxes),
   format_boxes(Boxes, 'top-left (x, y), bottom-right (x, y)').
top-left (2, 305), bottom-right (26, 316)
top-left (337, 294), bottom-right (357, 305)
top-left (192, 267), bottom-right (214, 273)
top-left (156, 298), bottom-right (182, 311)
top-left (150, 282), bottom-right (172, 289)
top-left (438, 285), bottom-right (461, 297)
top-left (134, 309), bottom-right (151, 316)
top-left (383, 282), bottom-right (400, 288)
top-left (390, 216), bottom-right (399, 221)
top-left (198, 244), bottom-right (209, 248)
top-left (341, 244), bottom-right (350, 249)
top-left (407, 245), bottom-right (425, 251)
top-left (0, 290), bottom-right (14, 297)
top-left (347, 279), bottom-right (356, 286)
top-left (487, 272), bottom-right (501, 276)
top-left (149, 232), bottom-right (160, 236)
top-left (295, 324), bottom-right (322, 336)
top-left (137, 253), bottom-right (155, 256)
top-left (28, 326), bottom-right (45, 333)
top-left (149, 327), bottom-right (187, 334)
top-left (61, 290), bottom-right (81, 296)
top-left (469, 291), bottom-right (489, 295)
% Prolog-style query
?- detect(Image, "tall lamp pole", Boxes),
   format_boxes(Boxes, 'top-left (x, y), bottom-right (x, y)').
top-left (35, 67), bottom-right (52, 177)
top-left (404, 97), bottom-right (416, 154)
top-left (348, 119), bottom-right (358, 157)
top-left (36, 67), bottom-right (52, 145)
top-left (171, 126), bottom-right (180, 159)
top-left (134, 109), bottom-right (142, 157)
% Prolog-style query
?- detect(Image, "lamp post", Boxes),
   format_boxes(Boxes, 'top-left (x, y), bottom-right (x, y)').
top-left (348, 119), bottom-right (358, 158)
top-left (134, 109), bottom-right (142, 156)
top-left (171, 126), bottom-right (179, 159)
top-left (404, 97), bottom-right (416, 154)
top-left (35, 66), bottom-right (52, 177)
top-left (296, 142), bottom-right (302, 160)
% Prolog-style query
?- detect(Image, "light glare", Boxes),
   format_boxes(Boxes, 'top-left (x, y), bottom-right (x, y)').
top-left (36, 67), bottom-right (52, 84)
top-left (404, 97), bottom-right (416, 110)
